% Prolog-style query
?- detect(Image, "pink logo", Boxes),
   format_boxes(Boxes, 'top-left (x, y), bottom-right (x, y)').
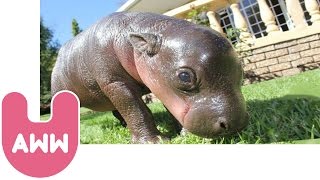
top-left (2, 91), bottom-right (79, 177)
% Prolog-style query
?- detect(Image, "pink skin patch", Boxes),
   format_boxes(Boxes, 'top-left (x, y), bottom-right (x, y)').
top-left (137, 70), bottom-right (189, 124)
top-left (2, 91), bottom-right (79, 178)
top-left (163, 96), bottom-right (190, 125)
top-left (134, 56), bottom-right (190, 126)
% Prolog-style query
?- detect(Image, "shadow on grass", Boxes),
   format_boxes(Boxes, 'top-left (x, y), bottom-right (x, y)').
top-left (241, 95), bottom-right (320, 144)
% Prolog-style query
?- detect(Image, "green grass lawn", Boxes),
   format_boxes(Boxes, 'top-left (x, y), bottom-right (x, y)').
top-left (42, 69), bottom-right (320, 144)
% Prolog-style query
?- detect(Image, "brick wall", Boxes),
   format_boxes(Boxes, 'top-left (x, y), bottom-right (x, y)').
top-left (241, 33), bottom-right (320, 84)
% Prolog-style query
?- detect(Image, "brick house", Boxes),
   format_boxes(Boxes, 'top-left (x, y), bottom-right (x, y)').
top-left (118, 0), bottom-right (320, 84)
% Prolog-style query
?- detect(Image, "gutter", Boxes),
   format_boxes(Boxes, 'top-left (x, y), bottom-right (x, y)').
top-left (164, 0), bottom-right (214, 16)
top-left (116, 0), bottom-right (142, 12)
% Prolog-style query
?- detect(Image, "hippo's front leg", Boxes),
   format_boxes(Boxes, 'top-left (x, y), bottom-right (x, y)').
top-left (102, 81), bottom-right (163, 143)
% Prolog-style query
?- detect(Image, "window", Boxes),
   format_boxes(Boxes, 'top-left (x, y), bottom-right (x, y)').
top-left (216, 0), bottom-right (318, 44)
top-left (240, 0), bottom-right (267, 38)
top-left (218, 8), bottom-right (238, 44)
top-left (266, 0), bottom-right (293, 31)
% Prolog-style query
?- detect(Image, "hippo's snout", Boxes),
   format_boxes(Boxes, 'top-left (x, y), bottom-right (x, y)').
top-left (183, 94), bottom-right (249, 138)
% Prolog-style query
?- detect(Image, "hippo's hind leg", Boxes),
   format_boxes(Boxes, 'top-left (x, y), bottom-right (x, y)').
top-left (112, 110), bottom-right (127, 127)
top-left (51, 70), bottom-right (67, 97)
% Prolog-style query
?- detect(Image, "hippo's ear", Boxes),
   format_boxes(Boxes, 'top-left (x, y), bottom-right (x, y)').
top-left (128, 33), bottom-right (162, 57)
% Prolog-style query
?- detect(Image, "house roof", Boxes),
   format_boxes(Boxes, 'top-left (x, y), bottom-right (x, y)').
top-left (117, 0), bottom-right (191, 14)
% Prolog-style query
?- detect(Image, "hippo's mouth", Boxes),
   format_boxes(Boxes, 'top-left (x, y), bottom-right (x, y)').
top-left (180, 103), bottom-right (191, 126)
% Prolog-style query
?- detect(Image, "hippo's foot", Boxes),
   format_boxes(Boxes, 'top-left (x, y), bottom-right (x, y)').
top-left (131, 134), bottom-right (169, 144)
top-left (180, 128), bottom-right (189, 136)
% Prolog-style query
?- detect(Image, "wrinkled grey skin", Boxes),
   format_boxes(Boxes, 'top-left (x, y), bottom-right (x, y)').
top-left (51, 12), bottom-right (248, 143)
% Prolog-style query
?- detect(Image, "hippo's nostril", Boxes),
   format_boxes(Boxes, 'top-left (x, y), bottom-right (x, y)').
top-left (217, 117), bottom-right (229, 131)
top-left (219, 122), bottom-right (227, 130)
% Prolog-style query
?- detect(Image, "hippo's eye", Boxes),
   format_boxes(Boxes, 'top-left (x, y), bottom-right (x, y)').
top-left (178, 72), bottom-right (191, 83)
top-left (175, 68), bottom-right (197, 92)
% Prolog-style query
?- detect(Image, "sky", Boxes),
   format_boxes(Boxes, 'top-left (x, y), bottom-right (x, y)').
top-left (40, 0), bottom-right (125, 45)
